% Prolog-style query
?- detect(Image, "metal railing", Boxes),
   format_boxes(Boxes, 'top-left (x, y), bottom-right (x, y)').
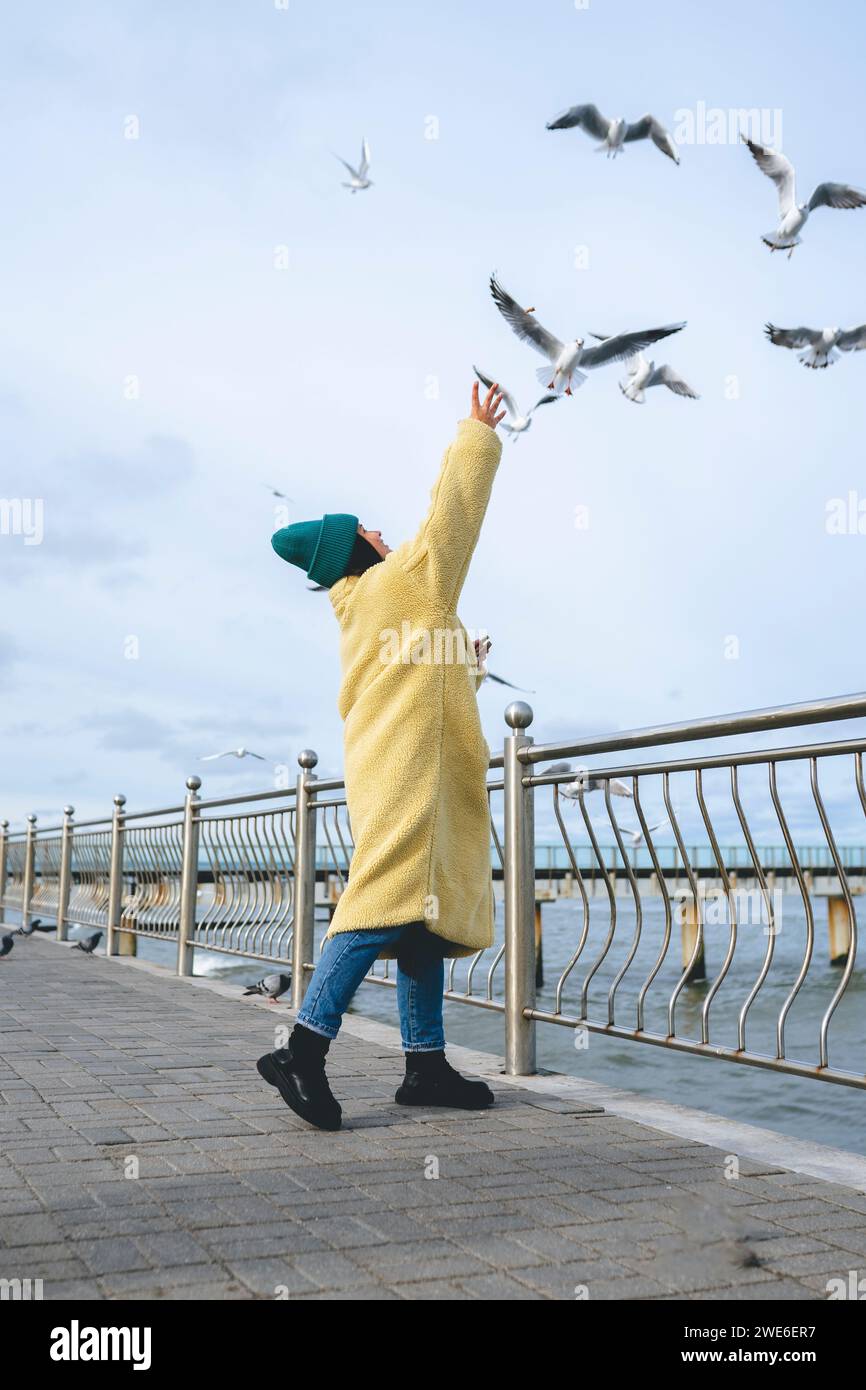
top-left (2, 691), bottom-right (866, 1089)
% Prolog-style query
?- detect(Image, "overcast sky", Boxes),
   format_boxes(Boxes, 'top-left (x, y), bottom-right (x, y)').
top-left (2, 0), bottom-right (865, 845)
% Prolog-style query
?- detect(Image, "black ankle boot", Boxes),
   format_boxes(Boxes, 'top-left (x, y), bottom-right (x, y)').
top-left (395, 1050), bottom-right (495, 1110)
top-left (257, 1024), bottom-right (342, 1131)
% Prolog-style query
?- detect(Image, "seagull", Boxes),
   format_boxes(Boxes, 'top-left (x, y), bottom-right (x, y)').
top-left (617, 351), bottom-right (699, 404)
top-left (547, 763), bottom-right (634, 799)
top-left (15, 917), bottom-right (42, 936)
top-left (265, 485), bottom-right (294, 501)
top-left (612, 818), bottom-right (670, 847)
top-left (72, 931), bottom-right (102, 954)
top-left (200, 748), bottom-right (267, 762)
top-left (490, 274), bottom-right (685, 395)
top-left (546, 103), bottom-right (680, 164)
top-left (765, 322), bottom-right (866, 370)
top-left (486, 671), bottom-right (535, 692)
top-left (741, 135), bottom-right (866, 257)
top-left (243, 972), bottom-right (292, 1004)
top-left (0, 933), bottom-right (14, 959)
top-left (472, 367), bottom-right (559, 439)
top-left (334, 137), bottom-right (372, 193)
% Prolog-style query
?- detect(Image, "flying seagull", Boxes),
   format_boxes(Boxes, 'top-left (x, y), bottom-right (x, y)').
top-left (334, 137), bottom-right (372, 193)
top-left (490, 274), bottom-right (685, 395)
top-left (15, 917), bottom-right (42, 936)
top-left (266, 485), bottom-right (294, 501)
top-left (72, 931), bottom-right (102, 954)
top-left (243, 972), bottom-right (292, 1004)
top-left (472, 367), bottom-right (559, 439)
top-left (200, 748), bottom-right (267, 762)
top-left (765, 322), bottom-right (866, 370)
top-left (485, 671), bottom-right (535, 693)
top-left (612, 818), bottom-right (670, 847)
top-left (589, 335), bottom-right (698, 403)
top-left (0, 933), bottom-right (14, 959)
top-left (547, 763), bottom-right (634, 799)
top-left (547, 104), bottom-right (680, 164)
top-left (741, 135), bottom-right (866, 256)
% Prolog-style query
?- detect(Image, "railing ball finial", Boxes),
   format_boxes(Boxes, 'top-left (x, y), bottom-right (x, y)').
top-left (298, 749), bottom-right (319, 770)
top-left (63, 806), bottom-right (74, 817)
top-left (114, 794), bottom-right (126, 808)
top-left (1, 819), bottom-right (8, 829)
top-left (505, 701), bottom-right (534, 731)
top-left (186, 775), bottom-right (202, 793)
top-left (26, 813), bottom-right (37, 824)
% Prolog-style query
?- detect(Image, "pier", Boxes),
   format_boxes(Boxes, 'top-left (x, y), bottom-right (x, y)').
top-left (4, 936), bottom-right (866, 1301)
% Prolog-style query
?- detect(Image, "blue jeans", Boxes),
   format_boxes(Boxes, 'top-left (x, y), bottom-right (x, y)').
top-left (297, 921), bottom-right (446, 1052)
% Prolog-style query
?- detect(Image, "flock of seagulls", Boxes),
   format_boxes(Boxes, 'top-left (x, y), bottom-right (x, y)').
top-left (336, 107), bottom-right (866, 387)
top-left (544, 762), bottom-right (673, 848)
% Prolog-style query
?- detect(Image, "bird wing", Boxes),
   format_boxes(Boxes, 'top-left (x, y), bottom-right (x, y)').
top-left (473, 365), bottom-right (519, 418)
top-left (544, 761), bottom-right (574, 776)
top-left (199, 750), bottom-right (231, 760)
top-left (359, 138), bottom-right (371, 177)
top-left (579, 323), bottom-right (686, 370)
top-left (489, 276), bottom-right (564, 361)
top-left (837, 324), bottom-right (866, 352)
top-left (646, 364), bottom-right (699, 398)
top-left (247, 752), bottom-right (266, 760)
top-left (624, 114), bottom-right (680, 164)
top-left (527, 393), bottom-right (560, 415)
top-left (808, 181), bottom-right (866, 211)
top-left (764, 323), bottom-right (823, 350)
top-left (333, 152), bottom-right (360, 179)
top-left (546, 103), bottom-right (612, 140)
top-left (741, 137), bottom-right (796, 215)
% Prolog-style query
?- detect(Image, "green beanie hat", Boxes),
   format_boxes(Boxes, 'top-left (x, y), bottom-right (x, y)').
top-left (271, 513), bottom-right (360, 588)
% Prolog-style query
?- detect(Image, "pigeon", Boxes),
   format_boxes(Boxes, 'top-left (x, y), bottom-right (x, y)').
top-left (765, 322), bottom-right (866, 370)
top-left (546, 103), bottom-right (680, 164)
top-left (741, 135), bottom-right (866, 257)
top-left (472, 367), bottom-right (559, 439)
top-left (243, 972), bottom-right (292, 1004)
top-left (611, 818), bottom-right (669, 847)
top-left (489, 274), bottom-right (685, 395)
top-left (72, 931), bottom-right (102, 954)
top-left (548, 763), bottom-right (634, 799)
top-left (0, 933), bottom-right (14, 959)
top-left (200, 748), bottom-right (267, 762)
top-left (334, 137), bottom-right (372, 193)
top-left (15, 917), bottom-right (42, 936)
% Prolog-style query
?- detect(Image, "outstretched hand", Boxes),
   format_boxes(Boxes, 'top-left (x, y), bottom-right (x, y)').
top-left (471, 380), bottom-right (506, 430)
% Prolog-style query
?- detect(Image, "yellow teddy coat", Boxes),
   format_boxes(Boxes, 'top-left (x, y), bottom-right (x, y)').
top-left (325, 416), bottom-right (503, 958)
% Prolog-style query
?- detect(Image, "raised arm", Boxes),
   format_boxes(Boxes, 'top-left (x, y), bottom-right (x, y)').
top-left (401, 382), bottom-right (505, 608)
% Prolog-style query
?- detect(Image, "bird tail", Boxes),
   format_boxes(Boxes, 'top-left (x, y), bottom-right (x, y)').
top-left (800, 346), bottom-right (838, 369)
top-left (762, 231), bottom-right (800, 251)
top-left (536, 365), bottom-right (557, 389)
top-left (242, 986), bottom-right (260, 995)
top-left (537, 366), bottom-right (587, 391)
top-left (620, 380), bottom-right (645, 403)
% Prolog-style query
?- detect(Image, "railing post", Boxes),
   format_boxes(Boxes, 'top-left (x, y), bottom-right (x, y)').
top-left (292, 749), bottom-right (318, 1010)
top-left (106, 795), bottom-right (126, 956)
top-left (177, 775), bottom-right (202, 977)
top-left (503, 702), bottom-right (537, 1075)
top-left (21, 814), bottom-right (37, 932)
top-left (0, 820), bottom-right (8, 925)
top-left (56, 806), bottom-right (74, 941)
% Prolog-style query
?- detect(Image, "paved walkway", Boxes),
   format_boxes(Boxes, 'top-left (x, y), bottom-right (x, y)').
top-left (2, 937), bottom-right (866, 1300)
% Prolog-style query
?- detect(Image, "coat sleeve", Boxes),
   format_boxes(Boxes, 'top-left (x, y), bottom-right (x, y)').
top-left (401, 417), bottom-right (503, 608)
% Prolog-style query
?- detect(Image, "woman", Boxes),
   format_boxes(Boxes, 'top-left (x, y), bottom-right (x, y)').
top-left (257, 382), bottom-right (506, 1130)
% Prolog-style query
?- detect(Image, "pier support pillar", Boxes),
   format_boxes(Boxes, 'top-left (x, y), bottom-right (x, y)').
top-left (679, 894), bottom-right (706, 982)
top-left (534, 901), bottom-right (544, 989)
top-left (827, 896), bottom-right (852, 966)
